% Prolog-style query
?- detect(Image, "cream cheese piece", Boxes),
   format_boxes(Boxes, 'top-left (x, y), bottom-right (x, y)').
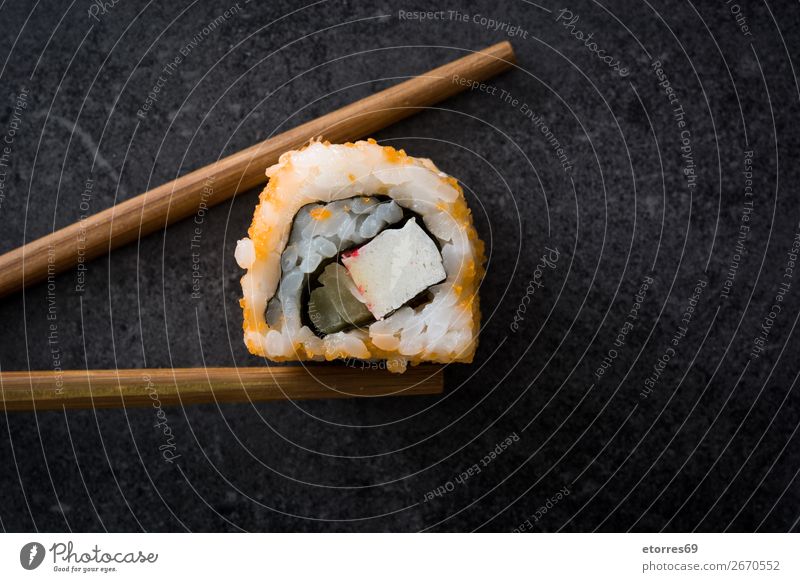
top-left (342, 218), bottom-right (446, 320)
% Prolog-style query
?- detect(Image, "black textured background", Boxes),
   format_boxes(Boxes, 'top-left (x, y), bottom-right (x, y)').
top-left (1, 0), bottom-right (798, 532)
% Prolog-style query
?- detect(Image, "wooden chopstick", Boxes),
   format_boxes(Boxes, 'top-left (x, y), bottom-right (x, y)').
top-left (0, 41), bottom-right (516, 299)
top-left (0, 366), bottom-right (443, 411)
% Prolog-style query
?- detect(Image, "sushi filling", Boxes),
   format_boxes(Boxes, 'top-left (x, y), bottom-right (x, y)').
top-left (237, 139), bottom-right (486, 369)
top-left (268, 195), bottom-right (446, 338)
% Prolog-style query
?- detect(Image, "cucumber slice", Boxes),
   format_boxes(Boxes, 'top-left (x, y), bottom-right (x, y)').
top-left (308, 265), bottom-right (372, 335)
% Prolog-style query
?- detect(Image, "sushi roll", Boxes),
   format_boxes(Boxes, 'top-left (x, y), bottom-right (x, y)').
top-left (235, 139), bottom-right (485, 373)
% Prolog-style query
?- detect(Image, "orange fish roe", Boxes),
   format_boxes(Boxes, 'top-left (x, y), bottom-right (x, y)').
top-left (310, 207), bottom-right (332, 221)
top-left (445, 176), bottom-right (460, 190)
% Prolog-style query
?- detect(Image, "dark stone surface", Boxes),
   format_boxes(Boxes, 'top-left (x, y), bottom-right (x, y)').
top-left (1, 0), bottom-right (798, 532)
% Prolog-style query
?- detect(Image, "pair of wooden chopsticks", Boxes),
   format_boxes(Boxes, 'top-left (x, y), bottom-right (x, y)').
top-left (0, 42), bottom-right (516, 411)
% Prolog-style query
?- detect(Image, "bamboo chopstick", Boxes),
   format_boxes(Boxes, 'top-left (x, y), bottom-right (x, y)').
top-left (0, 366), bottom-right (443, 411)
top-left (0, 41), bottom-right (516, 299)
